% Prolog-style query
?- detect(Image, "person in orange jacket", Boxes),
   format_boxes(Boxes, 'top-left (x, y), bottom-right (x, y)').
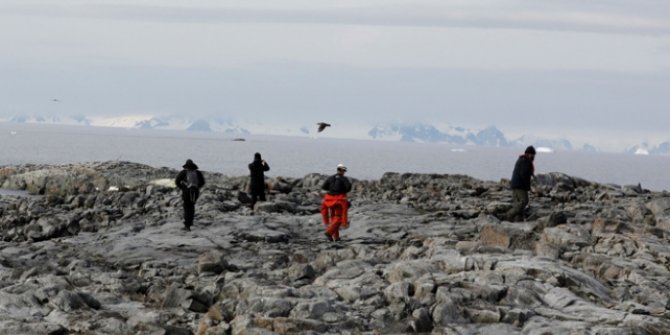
top-left (321, 163), bottom-right (352, 241)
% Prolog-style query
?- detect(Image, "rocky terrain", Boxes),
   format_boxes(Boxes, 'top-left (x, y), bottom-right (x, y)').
top-left (1, 161), bottom-right (670, 334)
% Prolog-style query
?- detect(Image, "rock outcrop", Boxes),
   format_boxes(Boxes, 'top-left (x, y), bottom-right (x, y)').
top-left (0, 161), bottom-right (668, 334)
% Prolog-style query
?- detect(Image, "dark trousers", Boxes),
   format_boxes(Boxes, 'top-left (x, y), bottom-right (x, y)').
top-left (506, 189), bottom-right (529, 222)
top-left (250, 192), bottom-right (266, 208)
top-left (182, 188), bottom-right (199, 227)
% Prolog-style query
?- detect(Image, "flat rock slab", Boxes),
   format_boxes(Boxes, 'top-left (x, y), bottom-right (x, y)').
top-left (237, 229), bottom-right (290, 243)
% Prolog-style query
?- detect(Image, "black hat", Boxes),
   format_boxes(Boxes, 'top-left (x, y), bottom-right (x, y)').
top-left (525, 146), bottom-right (536, 155)
top-left (183, 159), bottom-right (198, 170)
top-left (254, 152), bottom-right (261, 160)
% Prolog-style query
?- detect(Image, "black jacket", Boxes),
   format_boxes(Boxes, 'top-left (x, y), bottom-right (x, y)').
top-left (175, 169), bottom-right (205, 191)
top-left (248, 159), bottom-right (270, 194)
top-left (322, 174), bottom-right (352, 195)
top-left (510, 155), bottom-right (534, 191)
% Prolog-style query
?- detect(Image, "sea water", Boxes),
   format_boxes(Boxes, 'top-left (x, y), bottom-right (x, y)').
top-left (1, 122), bottom-right (670, 191)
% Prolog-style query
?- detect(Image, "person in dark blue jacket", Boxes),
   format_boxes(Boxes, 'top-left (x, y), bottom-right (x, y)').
top-left (506, 146), bottom-right (536, 222)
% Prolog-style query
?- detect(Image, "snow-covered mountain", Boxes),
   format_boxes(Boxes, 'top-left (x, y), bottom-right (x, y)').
top-left (511, 135), bottom-right (573, 151)
top-left (627, 141), bottom-right (670, 156)
top-left (3, 114), bottom-right (253, 135)
top-left (131, 116), bottom-right (250, 135)
top-left (580, 143), bottom-right (598, 153)
top-left (368, 124), bottom-right (470, 144)
top-left (625, 143), bottom-right (651, 155)
top-left (368, 124), bottom-right (511, 146)
top-left (7, 114), bottom-right (91, 126)
top-left (651, 141), bottom-right (670, 155)
top-left (367, 123), bottom-right (583, 151)
top-left (3, 114), bottom-right (607, 152)
top-left (469, 126), bottom-right (508, 147)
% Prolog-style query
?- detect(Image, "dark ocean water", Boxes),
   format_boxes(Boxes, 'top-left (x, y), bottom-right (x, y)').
top-left (2, 122), bottom-right (670, 191)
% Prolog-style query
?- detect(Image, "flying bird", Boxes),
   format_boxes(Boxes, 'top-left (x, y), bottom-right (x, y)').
top-left (317, 122), bottom-right (331, 133)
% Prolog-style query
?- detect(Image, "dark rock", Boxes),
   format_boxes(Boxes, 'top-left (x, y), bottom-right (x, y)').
top-left (269, 177), bottom-right (294, 194)
top-left (162, 286), bottom-right (191, 309)
top-left (50, 290), bottom-right (87, 312)
top-left (254, 200), bottom-right (297, 214)
top-left (237, 191), bottom-right (252, 204)
top-left (546, 211), bottom-right (568, 227)
top-left (237, 229), bottom-right (289, 243)
top-left (77, 291), bottom-right (101, 309)
top-left (288, 264), bottom-right (316, 282)
top-left (479, 223), bottom-right (537, 250)
top-left (183, 295), bottom-right (211, 313)
top-left (410, 307), bottom-right (433, 332)
top-left (162, 325), bottom-right (193, 335)
top-left (198, 251), bottom-right (228, 274)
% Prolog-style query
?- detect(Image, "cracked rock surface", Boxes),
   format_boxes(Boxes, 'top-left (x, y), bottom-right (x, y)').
top-left (0, 161), bottom-right (669, 334)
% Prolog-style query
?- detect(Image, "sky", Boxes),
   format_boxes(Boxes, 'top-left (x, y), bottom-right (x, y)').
top-left (1, 0), bottom-right (669, 149)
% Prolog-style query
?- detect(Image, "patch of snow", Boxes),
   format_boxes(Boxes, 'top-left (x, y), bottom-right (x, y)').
top-left (150, 178), bottom-right (177, 188)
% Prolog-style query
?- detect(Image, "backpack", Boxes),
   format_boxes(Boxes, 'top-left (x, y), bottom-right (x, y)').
top-left (185, 170), bottom-right (200, 189)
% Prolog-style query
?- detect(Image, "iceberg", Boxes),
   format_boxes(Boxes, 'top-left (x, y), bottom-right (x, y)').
top-left (634, 148), bottom-right (649, 155)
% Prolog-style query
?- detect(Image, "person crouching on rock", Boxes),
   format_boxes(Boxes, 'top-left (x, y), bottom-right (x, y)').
top-left (321, 163), bottom-right (352, 241)
top-left (175, 159), bottom-right (205, 231)
top-left (505, 146), bottom-right (535, 222)
top-left (248, 152), bottom-right (270, 210)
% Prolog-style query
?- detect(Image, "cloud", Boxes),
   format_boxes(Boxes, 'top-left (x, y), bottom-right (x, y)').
top-left (2, 0), bottom-right (668, 144)
top-left (3, 60), bottom-right (669, 132)
top-left (3, 1), bottom-right (670, 36)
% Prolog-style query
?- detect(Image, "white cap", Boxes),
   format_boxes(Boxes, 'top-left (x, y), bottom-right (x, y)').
top-left (336, 163), bottom-right (347, 171)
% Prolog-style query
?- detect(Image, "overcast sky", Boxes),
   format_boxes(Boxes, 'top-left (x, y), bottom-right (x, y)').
top-left (1, 0), bottom-right (669, 148)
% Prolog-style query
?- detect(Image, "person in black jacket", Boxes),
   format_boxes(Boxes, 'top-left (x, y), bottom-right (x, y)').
top-left (175, 159), bottom-right (205, 231)
top-left (505, 146), bottom-right (536, 222)
top-left (248, 152), bottom-right (270, 209)
top-left (322, 163), bottom-right (352, 195)
top-left (507, 145), bottom-right (535, 222)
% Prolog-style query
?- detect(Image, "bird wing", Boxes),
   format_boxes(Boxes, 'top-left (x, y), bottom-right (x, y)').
top-left (317, 122), bottom-right (330, 132)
